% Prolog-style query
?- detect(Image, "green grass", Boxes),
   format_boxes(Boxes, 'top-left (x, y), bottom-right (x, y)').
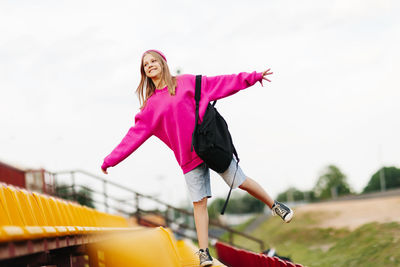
top-left (226, 211), bottom-right (400, 267)
top-left (218, 215), bottom-right (257, 241)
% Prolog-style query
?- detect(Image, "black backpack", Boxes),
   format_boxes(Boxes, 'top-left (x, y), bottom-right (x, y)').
top-left (191, 75), bottom-right (239, 214)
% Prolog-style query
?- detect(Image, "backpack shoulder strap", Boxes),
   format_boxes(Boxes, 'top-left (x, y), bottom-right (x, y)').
top-left (191, 75), bottom-right (202, 152)
top-left (195, 75), bottom-right (202, 105)
top-left (220, 141), bottom-right (240, 215)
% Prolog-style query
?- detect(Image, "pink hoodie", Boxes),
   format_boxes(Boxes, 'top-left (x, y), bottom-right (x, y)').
top-left (102, 72), bottom-right (264, 174)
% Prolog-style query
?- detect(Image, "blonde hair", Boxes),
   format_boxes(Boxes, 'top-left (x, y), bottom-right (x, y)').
top-left (136, 51), bottom-right (177, 109)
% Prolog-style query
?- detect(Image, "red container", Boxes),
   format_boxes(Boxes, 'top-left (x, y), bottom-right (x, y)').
top-left (0, 161), bottom-right (26, 188)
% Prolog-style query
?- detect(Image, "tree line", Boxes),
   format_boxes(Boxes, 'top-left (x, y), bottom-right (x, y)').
top-left (277, 165), bottom-right (400, 202)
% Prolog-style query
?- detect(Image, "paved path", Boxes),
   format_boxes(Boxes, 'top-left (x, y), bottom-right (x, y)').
top-left (244, 213), bottom-right (271, 234)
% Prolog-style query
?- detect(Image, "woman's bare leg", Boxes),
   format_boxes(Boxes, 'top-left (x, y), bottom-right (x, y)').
top-left (238, 177), bottom-right (274, 208)
top-left (193, 197), bottom-right (209, 250)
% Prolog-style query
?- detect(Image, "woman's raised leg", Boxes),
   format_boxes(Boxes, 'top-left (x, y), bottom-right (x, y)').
top-left (238, 177), bottom-right (294, 222)
top-left (238, 177), bottom-right (274, 208)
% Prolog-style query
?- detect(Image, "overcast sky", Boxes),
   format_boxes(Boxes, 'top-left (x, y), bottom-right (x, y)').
top-left (1, 0), bottom-right (399, 207)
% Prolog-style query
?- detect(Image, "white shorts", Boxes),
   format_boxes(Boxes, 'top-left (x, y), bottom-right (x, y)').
top-left (184, 158), bottom-right (247, 203)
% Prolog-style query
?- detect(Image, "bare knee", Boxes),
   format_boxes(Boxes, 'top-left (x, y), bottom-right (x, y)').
top-left (193, 197), bottom-right (208, 208)
top-left (238, 177), bottom-right (250, 190)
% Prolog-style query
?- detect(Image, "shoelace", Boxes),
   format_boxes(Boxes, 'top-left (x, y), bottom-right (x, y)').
top-left (273, 204), bottom-right (286, 217)
top-left (195, 250), bottom-right (210, 262)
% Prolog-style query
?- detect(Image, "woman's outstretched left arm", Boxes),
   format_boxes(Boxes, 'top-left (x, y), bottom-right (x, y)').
top-left (202, 69), bottom-right (273, 101)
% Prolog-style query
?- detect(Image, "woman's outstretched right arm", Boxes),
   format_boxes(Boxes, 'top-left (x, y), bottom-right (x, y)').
top-left (101, 112), bottom-right (152, 174)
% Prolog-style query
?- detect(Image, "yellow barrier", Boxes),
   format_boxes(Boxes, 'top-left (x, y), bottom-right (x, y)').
top-left (0, 183), bottom-right (131, 242)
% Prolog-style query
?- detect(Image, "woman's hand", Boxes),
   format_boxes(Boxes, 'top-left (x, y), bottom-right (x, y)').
top-left (102, 168), bottom-right (108, 175)
top-left (262, 68), bottom-right (273, 82)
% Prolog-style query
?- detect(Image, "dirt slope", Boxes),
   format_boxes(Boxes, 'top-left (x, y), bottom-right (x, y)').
top-left (294, 195), bottom-right (400, 230)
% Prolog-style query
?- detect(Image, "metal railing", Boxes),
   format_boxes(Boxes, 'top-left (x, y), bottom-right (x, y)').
top-left (41, 169), bottom-right (265, 251)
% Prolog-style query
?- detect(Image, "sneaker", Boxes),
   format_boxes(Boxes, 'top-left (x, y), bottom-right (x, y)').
top-left (196, 248), bottom-right (213, 266)
top-left (271, 201), bottom-right (294, 223)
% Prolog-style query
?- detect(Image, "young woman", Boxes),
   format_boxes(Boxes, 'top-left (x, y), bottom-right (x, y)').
top-left (101, 49), bottom-right (294, 267)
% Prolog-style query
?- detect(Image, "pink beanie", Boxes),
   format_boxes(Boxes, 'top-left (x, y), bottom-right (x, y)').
top-left (142, 49), bottom-right (167, 62)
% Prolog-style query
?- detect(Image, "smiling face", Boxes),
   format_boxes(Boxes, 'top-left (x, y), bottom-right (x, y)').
top-left (143, 53), bottom-right (163, 79)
